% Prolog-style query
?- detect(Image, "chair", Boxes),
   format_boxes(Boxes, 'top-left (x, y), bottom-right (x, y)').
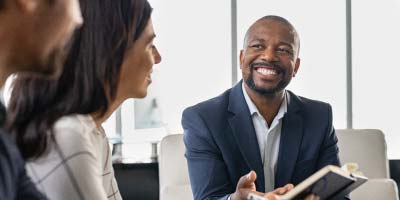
top-left (159, 134), bottom-right (193, 200)
top-left (158, 131), bottom-right (397, 200)
top-left (350, 179), bottom-right (399, 200)
top-left (337, 129), bottom-right (399, 199)
top-left (336, 129), bottom-right (390, 178)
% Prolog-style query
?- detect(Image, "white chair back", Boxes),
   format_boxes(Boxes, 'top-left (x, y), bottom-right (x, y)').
top-left (336, 129), bottom-right (390, 178)
top-left (350, 179), bottom-right (399, 200)
top-left (159, 134), bottom-right (193, 200)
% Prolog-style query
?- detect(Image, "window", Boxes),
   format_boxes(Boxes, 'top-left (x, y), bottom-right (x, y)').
top-left (352, 0), bottom-right (400, 159)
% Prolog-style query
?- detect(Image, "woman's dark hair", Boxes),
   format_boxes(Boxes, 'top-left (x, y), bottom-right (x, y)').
top-left (6, 0), bottom-right (152, 160)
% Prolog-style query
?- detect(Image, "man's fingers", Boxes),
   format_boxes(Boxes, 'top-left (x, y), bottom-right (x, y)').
top-left (283, 184), bottom-right (294, 191)
top-left (237, 171), bottom-right (257, 189)
top-left (264, 192), bottom-right (280, 200)
top-left (274, 188), bottom-right (286, 195)
top-left (247, 171), bottom-right (257, 183)
top-left (305, 194), bottom-right (320, 200)
top-left (232, 171), bottom-right (259, 200)
top-left (272, 183), bottom-right (294, 195)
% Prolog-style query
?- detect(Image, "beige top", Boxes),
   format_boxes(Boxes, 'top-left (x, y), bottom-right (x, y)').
top-left (26, 114), bottom-right (122, 200)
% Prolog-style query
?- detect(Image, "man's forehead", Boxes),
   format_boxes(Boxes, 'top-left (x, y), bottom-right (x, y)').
top-left (251, 19), bottom-right (294, 35)
top-left (244, 19), bottom-right (299, 46)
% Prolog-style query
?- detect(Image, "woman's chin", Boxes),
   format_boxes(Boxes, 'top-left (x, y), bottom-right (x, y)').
top-left (133, 90), bottom-right (148, 99)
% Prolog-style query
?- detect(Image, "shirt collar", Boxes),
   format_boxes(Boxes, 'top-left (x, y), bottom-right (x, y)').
top-left (242, 82), bottom-right (288, 120)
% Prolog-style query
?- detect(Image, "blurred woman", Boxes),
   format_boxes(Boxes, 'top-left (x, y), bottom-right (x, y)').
top-left (6, 0), bottom-right (161, 199)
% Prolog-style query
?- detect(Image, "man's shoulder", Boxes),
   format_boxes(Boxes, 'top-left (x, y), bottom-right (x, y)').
top-left (289, 91), bottom-right (333, 119)
top-left (290, 91), bottom-right (331, 110)
top-left (0, 129), bottom-right (19, 156)
top-left (0, 129), bottom-right (24, 179)
top-left (298, 96), bottom-right (331, 109)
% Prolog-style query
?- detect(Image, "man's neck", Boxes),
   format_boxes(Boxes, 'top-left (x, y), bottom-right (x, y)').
top-left (244, 84), bottom-right (285, 126)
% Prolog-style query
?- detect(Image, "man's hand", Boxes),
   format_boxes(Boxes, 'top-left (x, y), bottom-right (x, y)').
top-left (231, 171), bottom-right (294, 200)
top-left (231, 171), bottom-right (265, 200)
top-left (264, 184), bottom-right (294, 200)
top-left (230, 171), bottom-right (319, 200)
top-left (303, 194), bottom-right (320, 200)
top-left (265, 186), bottom-right (320, 200)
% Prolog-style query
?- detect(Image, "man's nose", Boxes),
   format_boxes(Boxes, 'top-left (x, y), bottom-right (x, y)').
top-left (260, 47), bottom-right (279, 62)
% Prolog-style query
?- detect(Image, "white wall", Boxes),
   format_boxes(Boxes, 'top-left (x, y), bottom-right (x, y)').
top-left (135, 0), bottom-right (232, 133)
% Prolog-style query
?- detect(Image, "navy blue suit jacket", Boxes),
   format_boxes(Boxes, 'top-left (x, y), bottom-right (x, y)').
top-left (182, 81), bottom-right (345, 200)
top-left (0, 103), bottom-right (47, 200)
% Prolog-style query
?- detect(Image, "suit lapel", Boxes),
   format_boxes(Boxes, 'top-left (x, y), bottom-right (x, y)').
top-left (228, 82), bottom-right (265, 192)
top-left (275, 91), bottom-right (304, 188)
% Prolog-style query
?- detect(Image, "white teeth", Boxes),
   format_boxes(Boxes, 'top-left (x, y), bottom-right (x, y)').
top-left (256, 68), bottom-right (277, 75)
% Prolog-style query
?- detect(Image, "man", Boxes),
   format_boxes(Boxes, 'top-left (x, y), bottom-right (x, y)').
top-left (183, 15), bottom-right (343, 200)
top-left (0, 0), bottom-right (82, 199)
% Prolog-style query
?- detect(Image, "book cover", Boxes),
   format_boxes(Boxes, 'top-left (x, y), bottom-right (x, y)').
top-left (279, 165), bottom-right (368, 200)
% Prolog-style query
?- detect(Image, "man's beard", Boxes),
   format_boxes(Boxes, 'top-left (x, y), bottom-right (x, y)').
top-left (245, 62), bottom-right (289, 96)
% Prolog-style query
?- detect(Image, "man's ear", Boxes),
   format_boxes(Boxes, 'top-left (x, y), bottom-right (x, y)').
top-left (293, 58), bottom-right (300, 77)
top-left (15, 0), bottom-right (39, 13)
top-left (239, 50), bottom-right (244, 69)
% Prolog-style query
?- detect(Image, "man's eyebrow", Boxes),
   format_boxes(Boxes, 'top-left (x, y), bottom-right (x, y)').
top-left (278, 41), bottom-right (294, 47)
top-left (246, 38), bottom-right (296, 49)
top-left (248, 38), bottom-right (266, 44)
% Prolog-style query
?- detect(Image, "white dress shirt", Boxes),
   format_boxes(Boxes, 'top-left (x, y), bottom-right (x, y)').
top-left (242, 83), bottom-right (288, 191)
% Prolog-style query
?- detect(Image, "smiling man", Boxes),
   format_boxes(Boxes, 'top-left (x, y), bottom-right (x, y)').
top-left (182, 15), bottom-right (344, 200)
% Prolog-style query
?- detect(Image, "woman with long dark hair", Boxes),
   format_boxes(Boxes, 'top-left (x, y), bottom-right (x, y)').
top-left (6, 0), bottom-right (161, 199)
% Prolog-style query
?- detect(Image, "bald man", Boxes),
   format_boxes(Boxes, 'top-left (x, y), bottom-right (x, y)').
top-left (183, 15), bottom-right (344, 200)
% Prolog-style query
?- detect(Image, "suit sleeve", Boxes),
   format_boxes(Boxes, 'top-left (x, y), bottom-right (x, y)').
top-left (316, 104), bottom-right (350, 200)
top-left (17, 163), bottom-right (48, 200)
top-left (0, 132), bottom-right (47, 200)
top-left (182, 108), bottom-right (233, 200)
top-left (316, 104), bottom-right (341, 169)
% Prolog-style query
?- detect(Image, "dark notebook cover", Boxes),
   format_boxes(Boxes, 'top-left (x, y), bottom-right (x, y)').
top-left (280, 165), bottom-right (368, 200)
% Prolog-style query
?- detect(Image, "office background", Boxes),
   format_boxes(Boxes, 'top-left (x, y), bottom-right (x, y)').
top-left (92, 1), bottom-right (400, 198)
top-left (0, 0), bottom-right (398, 199)
top-left (98, 0), bottom-right (400, 162)
top-left (40, 0), bottom-right (398, 199)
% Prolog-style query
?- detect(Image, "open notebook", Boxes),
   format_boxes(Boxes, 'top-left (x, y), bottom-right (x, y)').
top-left (248, 163), bottom-right (368, 200)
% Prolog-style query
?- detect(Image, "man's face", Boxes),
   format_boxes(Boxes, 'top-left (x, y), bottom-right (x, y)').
top-left (21, 0), bottom-right (83, 75)
top-left (240, 19), bottom-right (300, 96)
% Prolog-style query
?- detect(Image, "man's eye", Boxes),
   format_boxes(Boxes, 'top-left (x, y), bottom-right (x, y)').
top-left (250, 44), bottom-right (263, 49)
top-left (277, 48), bottom-right (293, 55)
